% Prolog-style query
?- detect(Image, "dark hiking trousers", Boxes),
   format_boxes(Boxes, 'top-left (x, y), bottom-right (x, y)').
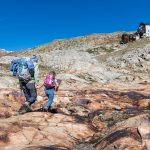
top-left (19, 81), bottom-right (37, 105)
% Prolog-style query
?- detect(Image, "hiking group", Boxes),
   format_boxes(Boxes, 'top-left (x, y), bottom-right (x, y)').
top-left (10, 55), bottom-right (59, 113)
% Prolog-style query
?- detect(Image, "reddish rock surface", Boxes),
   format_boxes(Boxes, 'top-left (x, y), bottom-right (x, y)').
top-left (0, 80), bottom-right (149, 150)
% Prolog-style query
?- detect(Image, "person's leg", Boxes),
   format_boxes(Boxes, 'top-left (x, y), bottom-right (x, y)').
top-left (19, 81), bottom-right (30, 101)
top-left (46, 89), bottom-right (54, 109)
top-left (18, 82), bottom-right (32, 113)
top-left (26, 82), bottom-right (37, 106)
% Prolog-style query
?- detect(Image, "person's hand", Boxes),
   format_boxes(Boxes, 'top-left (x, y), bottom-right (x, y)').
top-left (35, 84), bottom-right (39, 89)
top-left (55, 86), bottom-right (59, 91)
top-left (36, 83), bottom-right (43, 89)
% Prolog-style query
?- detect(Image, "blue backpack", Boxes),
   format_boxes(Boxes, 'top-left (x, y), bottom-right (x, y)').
top-left (10, 59), bottom-right (21, 76)
top-left (10, 58), bottom-right (35, 81)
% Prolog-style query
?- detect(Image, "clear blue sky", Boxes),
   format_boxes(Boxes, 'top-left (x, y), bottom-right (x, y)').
top-left (0, 0), bottom-right (150, 51)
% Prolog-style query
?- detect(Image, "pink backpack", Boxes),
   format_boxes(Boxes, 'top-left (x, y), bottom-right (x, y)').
top-left (44, 74), bottom-right (55, 87)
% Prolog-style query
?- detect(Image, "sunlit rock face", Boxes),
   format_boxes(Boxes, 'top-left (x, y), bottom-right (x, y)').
top-left (0, 81), bottom-right (149, 150)
top-left (0, 33), bottom-right (150, 149)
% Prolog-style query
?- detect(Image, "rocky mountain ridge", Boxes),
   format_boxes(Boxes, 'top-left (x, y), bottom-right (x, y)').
top-left (0, 32), bottom-right (149, 150)
top-left (0, 32), bottom-right (150, 87)
top-left (0, 49), bottom-right (8, 57)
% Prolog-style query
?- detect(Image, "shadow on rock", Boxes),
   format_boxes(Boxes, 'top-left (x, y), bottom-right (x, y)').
top-left (21, 146), bottom-right (69, 150)
top-left (94, 128), bottom-right (142, 150)
top-left (127, 91), bottom-right (150, 100)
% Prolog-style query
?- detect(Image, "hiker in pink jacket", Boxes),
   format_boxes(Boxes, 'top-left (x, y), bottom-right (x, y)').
top-left (43, 71), bottom-right (59, 111)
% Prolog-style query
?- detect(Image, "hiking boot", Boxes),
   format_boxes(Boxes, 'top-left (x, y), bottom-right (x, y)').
top-left (24, 102), bottom-right (32, 112)
top-left (18, 103), bottom-right (31, 114)
top-left (42, 105), bottom-right (52, 112)
top-left (18, 105), bottom-right (27, 114)
top-left (48, 106), bottom-right (52, 112)
top-left (42, 106), bottom-right (49, 112)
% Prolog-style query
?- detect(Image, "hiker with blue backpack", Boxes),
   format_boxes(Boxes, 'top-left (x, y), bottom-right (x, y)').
top-left (10, 55), bottom-right (39, 113)
top-left (38, 71), bottom-right (59, 111)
